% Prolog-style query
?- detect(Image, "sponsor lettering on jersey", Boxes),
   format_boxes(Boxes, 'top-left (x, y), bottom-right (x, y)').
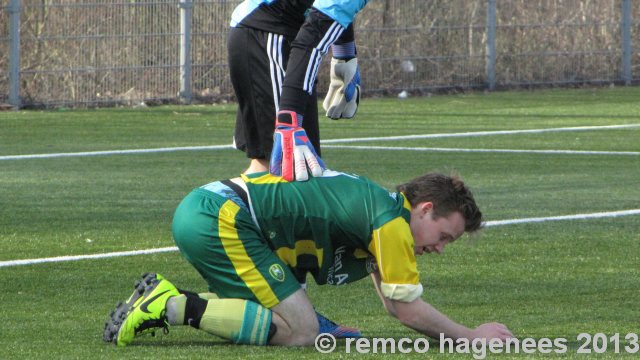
top-left (326, 245), bottom-right (349, 285)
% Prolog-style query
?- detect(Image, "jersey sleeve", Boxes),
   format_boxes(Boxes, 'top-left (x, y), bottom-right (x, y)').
top-left (335, 23), bottom-right (354, 44)
top-left (368, 216), bottom-right (423, 302)
top-left (279, 8), bottom-right (347, 109)
top-left (312, 0), bottom-right (368, 28)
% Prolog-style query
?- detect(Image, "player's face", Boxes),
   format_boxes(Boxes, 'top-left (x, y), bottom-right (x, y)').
top-left (409, 202), bottom-right (466, 255)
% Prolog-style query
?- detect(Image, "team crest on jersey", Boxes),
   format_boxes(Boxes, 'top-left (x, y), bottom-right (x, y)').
top-left (269, 264), bottom-right (285, 282)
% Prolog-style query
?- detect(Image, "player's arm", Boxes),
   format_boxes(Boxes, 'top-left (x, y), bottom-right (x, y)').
top-left (278, 8), bottom-right (347, 114)
top-left (271, 3), bottom-right (366, 181)
top-left (393, 298), bottom-right (513, 341)
top-left (369, 250), bottom-right (471, 339)
top-left (370, 271), bottom-right (512, 341)
top-left (370, 271), bottom-right (397, 318)
top-left (369, 270), bottom-right (466, 337)
top-left (271, 9), bottom-right (340, 181)
top-left (369, 215), bottom-right (513, 341)
top-left (391, 297), bottom-right (473, 339)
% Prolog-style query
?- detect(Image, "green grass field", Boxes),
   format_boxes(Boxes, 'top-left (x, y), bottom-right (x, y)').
top-left (1, 87), bottom-right (639, 359)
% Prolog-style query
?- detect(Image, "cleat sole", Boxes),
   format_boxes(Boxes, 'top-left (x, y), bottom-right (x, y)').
top-left (103, 273), bottom-right (161, 345)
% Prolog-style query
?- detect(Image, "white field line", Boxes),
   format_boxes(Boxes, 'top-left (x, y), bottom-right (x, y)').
top-left (1, 124), bottom-right (638, 161)
top-left (320, 124), bottom-right (640, 144)
top-left (323, 145), bottom-right (640, 156)
top-left (0, 246), bottom-right (179, 268)
top-left (1, 209), bottom-right (639, 268)
top-left (484, 209), bottom-right (640, 227)
top-left (0, 145), bottom-right (234, 160)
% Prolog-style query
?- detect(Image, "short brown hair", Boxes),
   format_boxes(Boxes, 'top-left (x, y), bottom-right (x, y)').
top-left (396, 172), bottom-right (483, 232)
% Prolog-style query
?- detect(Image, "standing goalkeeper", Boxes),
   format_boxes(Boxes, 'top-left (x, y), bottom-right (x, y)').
top-left (228, 0), bottom-right (367, 336)
top-left (229, 0), bottom-right (365, 181)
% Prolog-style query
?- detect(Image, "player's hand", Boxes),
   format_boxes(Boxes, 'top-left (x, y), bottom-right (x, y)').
top-left (469, 322), bottom-right (514, 341)
top-left (269, 110), bottom-right (325, 182)
top-left (323, 57), bottom-right (361, 120)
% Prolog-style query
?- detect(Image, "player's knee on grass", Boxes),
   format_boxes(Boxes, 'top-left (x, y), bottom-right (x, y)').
top-left (269, 288), bottom-right (319, 346)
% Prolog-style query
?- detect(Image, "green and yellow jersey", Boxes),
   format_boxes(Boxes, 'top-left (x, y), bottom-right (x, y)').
top-left (242, 170), bottom-right (423, 302)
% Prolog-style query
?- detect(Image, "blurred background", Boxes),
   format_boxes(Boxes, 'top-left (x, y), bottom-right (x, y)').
top-left (1, 0), bottom-right (639, 108)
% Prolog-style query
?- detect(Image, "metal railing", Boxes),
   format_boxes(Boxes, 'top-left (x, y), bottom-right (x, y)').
top-left (1, 0), bottom-right (638, 108)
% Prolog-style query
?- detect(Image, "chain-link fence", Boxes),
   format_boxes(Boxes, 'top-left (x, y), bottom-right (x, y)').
top-left (1, 0), bottom-right (639, 108)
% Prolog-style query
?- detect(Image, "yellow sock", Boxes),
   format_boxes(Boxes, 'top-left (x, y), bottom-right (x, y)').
top-left (199, 298), bottom-right (272, 345)
top-left (198, 292), bottom-right (219, 300)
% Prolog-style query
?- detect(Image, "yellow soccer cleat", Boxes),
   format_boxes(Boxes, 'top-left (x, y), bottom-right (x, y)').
top-left (103, 273), bottom-right (156, 343)
top-left (103, 273), bottom-right (180, 346)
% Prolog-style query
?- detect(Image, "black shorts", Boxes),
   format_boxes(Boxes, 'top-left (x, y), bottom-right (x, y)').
top-left (228, 26), bottom-right (320, 160)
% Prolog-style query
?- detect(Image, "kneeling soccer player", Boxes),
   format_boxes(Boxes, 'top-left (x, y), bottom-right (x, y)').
top-left (104, 170), bottom-right (514, 346)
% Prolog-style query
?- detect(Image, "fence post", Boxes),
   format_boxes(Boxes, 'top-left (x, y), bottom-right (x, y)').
top-left (621, 0), bottom-right (632, 85)
top-left (8, 0), bottom-right (22, 108)
top-left (179, 0), bottom-right (193, 103)
top-left (486, 0), bottom-right (497, 90)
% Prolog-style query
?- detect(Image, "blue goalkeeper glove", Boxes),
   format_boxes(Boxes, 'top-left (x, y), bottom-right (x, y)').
top-left (323, 57), bottom-right (361, 120)
top-left (270, 110), bottom-right (325, 182)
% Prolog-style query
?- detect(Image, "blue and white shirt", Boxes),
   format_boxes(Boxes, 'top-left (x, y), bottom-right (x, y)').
top-left (231, 0), bottom-right (367, 37)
